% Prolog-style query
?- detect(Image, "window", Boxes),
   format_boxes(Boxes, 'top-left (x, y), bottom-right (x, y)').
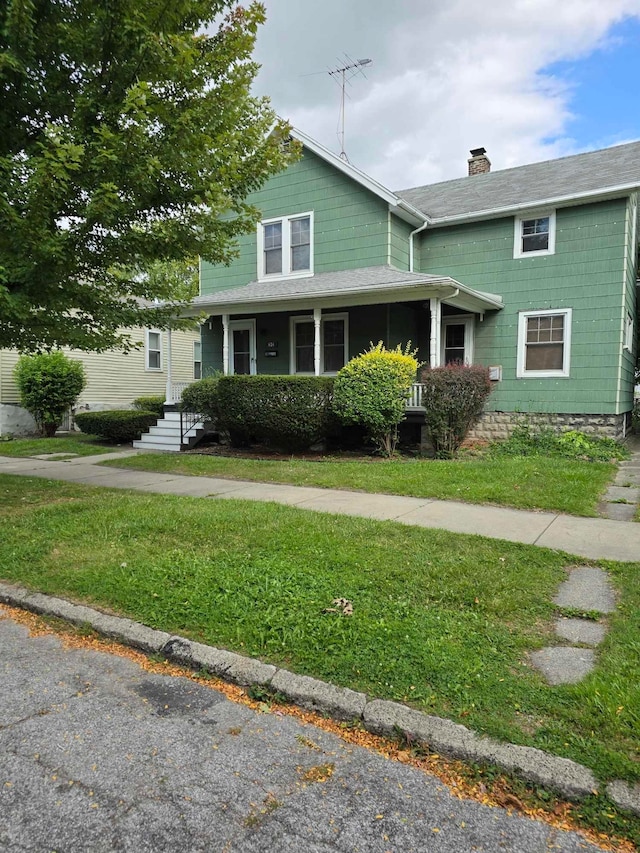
top-left (624, 312), bottom-right (634, 352)
top-left (258, 212), bottom-right (313, 279)
top-left (517, 309), bottom-right (572, 377)
top-left (193, 340), bottom-right (202, 379)
top-left (514, 211), bottom-right (556, 258)
top-left (441, 315), bottom-right (474, 365)
top-left (290, 313), bottom-right (348, 374)
top-left (145, 330), bottom-right (162, 371)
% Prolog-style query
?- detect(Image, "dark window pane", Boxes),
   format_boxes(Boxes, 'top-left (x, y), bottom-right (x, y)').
top-left (264, 222), bottom-right (282, 249)
top-left (445, 324), bottom-right (465, 348)
top-left (291, 243), bottom-right (310, 271)
top-left (291, 217), bottom-right (310, 245)
top-left (295, 321), bottom-right (314, 373)
top-left (234, 353), bottom-right (251, 374)
top-left (194, 362), bottom-right (202, 379)
top-left (148, 351), bottom-right (160, 369)
top-left (521, 217), bottom-right (550, 253)
top-left (265, 247), bottom-right (282, 274)
top-left (525, 343), bottom-right (563, 371)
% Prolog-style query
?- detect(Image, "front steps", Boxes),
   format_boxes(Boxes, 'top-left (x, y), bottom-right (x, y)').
top-left (133, 409), bottom-right (206, 453)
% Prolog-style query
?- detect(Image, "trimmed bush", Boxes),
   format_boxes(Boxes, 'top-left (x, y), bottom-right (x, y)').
top-left (180, 375), bottom-right (222, 422)
top-left (420, 363), bottom-right (492, 458)
top-left (75, 410), bottom-right (158, 443)
top-left (332, 342), bottom-right (420, 456)
top-left (216, 375), bottom-right (335, 451)
top-left (132, 396), bottom-right (165, 416)
top-left (14, 351), bottom-right (86, 437)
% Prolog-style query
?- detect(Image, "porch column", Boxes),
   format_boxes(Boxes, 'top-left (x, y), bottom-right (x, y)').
top-left (313, 307), bottom-right (321, 376)
top-left (222, 314), bottom-right (230, 375)
top-left (164, 327), bottom-right (173, 404)
top-left (429, 298), bottom-right (441, 368)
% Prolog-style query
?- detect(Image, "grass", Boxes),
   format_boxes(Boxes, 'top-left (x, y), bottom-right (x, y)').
top-left (98, 451), bottom-right (616, 516)
top-left (0, 434), bottom-right (116, 458)
top-left (1, 473), bottom-right (638, 798)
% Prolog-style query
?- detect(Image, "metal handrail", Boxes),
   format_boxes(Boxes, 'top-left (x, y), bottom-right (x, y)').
top-left (179, 408), bottom-right (204, 446)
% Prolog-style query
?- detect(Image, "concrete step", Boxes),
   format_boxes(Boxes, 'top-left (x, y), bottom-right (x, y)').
top-left (135, 434), bottom-right (181, 446)
top-left (148, 425), bottom-right (182, 437)
top-left (132, 440), bottom-right (181, 452)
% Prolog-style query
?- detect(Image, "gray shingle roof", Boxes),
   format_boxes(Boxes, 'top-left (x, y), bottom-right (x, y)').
top-left (395, 140), bottom-right (640, 221)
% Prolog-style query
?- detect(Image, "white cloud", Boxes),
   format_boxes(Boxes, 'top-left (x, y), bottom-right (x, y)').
top-left (253, 0), bottom-right (640, 187)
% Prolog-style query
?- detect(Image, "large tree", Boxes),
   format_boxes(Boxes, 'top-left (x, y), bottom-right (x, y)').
top-left (0, 0), bottom-right (295, 351)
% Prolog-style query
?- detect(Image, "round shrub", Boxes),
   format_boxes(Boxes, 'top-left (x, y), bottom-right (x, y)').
top-left (332, 342), bottom-right (420, 456)
top-left (132, 396), bottom-right (165, 416)
top-left (180, 375), bottom-right (222, 422)
top-left (75, 410), bottom-right (158, 443)
top-left (14, 351), bottom-right (86, 437)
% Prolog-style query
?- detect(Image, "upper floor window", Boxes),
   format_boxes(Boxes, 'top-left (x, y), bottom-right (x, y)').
top-left (517, 308), bottom-right (571, 377)
top-left (514, 211), bottom-right (556, 258)
top-left (258, 212), bottom-right (313, 280)
top-left (624, 312), bottom-right (634, 352)
top-left (145, 329), bottom-right (162, 371)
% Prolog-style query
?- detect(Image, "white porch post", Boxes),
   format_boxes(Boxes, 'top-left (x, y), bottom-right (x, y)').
top-left (165, 327), bottom-right (173, 404)
top-left (222, 314), bottom-right (230, 375)
top-left (313, 307), bottom-right (321, 376)
top-left (429, 298), bottom-right (441, 368)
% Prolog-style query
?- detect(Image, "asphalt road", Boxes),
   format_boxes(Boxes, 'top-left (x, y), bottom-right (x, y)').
top-left (0, 614), bottom-right (604, 853)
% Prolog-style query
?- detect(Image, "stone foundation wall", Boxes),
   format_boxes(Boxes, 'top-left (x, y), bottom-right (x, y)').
top-left (467, 411), bottom-right (630, 442)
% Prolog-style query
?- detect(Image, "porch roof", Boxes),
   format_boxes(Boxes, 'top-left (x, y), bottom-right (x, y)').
top-left (184, 265), bottom-right (503, 317)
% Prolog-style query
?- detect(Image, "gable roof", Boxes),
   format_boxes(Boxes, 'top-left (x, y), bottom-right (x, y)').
top-left (395, 140), bottom-right (640, 225)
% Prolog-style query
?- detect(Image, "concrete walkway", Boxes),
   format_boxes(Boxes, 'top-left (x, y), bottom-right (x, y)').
top-left (1, 448), bottom-right (640, 562)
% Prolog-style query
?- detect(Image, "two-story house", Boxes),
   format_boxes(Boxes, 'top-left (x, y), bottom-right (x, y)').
top-left (183, 129), bottom-right (639, 439)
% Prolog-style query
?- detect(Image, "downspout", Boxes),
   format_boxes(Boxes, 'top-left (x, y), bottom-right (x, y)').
top-left (409, 218), bottom-right (430, 272)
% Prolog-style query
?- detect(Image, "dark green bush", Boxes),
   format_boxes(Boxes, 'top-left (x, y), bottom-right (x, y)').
top-left (75, 410), bottom-right (158, 443)
top-left (421, 364), bottom-right (492, 458)
top-left (14, 351), bottom-right (86, 436)
top-left (132, 395), bottom-right (165, 416)
top-left (180, 375), bottom-right (221, 421)
top-left (216, 375), bottom-right (335, 451)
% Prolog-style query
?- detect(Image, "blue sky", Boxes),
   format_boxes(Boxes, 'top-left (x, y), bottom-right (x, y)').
top-left (254, 1), bottom-right (640, 187)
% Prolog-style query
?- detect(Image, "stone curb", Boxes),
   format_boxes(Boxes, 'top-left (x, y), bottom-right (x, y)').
top-left (2, 581), bottom-right (637, 814)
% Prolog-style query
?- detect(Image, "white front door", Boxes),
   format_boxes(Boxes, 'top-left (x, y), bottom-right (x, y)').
top-left (229, 320), bottom-right (256, 375)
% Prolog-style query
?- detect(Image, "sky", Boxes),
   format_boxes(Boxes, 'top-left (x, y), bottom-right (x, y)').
top-left (251, 0), bottom-right (640, 190)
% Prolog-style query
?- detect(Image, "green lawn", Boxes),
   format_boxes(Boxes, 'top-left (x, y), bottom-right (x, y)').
top-left (1, 473), bottom-right (638, 797)
top-left (99, 451), bottom-right (615, 516)
top-left (0, 434), bottom-right (115, 458)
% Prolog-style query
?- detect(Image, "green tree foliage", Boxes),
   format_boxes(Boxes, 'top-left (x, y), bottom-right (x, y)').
top-left (0, 0), bottom-right (296, 351)
top-left (14, 351), bottom-right (86, 436)
top-left (333, 342), bottom-right (420, 457)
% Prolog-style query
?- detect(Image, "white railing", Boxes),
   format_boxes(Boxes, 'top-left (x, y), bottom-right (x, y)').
top-left (406, 382), bottom-right (426, 409)
top-left (167, 382), bottom-right (192, 404)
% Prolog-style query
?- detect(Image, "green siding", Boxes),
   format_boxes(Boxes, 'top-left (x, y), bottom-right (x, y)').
top-left (389, 215), bottom-right (412, 270)
top-left (620, 194), bottom-right (638, 413)
top-left (419, 199), bottom-right (630, 414)
top-left (200, 149), bottom-right (391, 296)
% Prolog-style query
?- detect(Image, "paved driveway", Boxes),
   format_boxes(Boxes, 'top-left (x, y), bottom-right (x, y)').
top-left (0, 614), bottom-right (604, 853)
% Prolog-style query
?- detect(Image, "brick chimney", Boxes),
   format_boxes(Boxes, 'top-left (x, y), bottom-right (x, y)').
top-left (468, 147), bottom-right (491, 176)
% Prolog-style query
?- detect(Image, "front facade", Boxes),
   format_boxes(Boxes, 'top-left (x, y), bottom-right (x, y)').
top-left (0, 326), bottom-right (201, 436)
top-left (186, 131), bottom-right (639, 439)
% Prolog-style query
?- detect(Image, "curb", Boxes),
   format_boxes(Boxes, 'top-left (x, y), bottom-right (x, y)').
top-left (1, 581), bottom-right (638, 815)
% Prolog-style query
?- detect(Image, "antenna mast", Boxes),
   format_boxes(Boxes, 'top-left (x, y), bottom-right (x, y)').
top-left (327, 56), bottom-right (372, 161)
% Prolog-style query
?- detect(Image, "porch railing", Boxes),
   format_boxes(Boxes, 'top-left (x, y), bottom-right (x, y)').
top-left (406, 382), bottom-right (426, 409)
top-left (167, 381), bottom-right (192, 405)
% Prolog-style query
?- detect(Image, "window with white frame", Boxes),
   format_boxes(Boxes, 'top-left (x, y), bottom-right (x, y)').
top-left (514, 212), bottom-right (556, 258)
top-left (290, 313), bottom-right (348, 374)
top-left (258, 212), bottom-right (313, 280)
top-left (145, 329), bottom-right (162, 371)
top-left (517, 309), bottom-right (572, 377)
top-left (624, 312), bottom-right (634, 352)
top-left (193, 340), bottom-right (202, 379)
top-left (441, 315), bottom-right (474, 365)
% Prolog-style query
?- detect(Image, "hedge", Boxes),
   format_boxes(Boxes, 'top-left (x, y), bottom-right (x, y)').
top-left (216, 375), bottom-right (335, 450)
top-left (132, 396), bottom-right (165, 416)
top-left (75, 410), bottom-right (159, 443)
top-left (180, 376), bottom-right (221, 422)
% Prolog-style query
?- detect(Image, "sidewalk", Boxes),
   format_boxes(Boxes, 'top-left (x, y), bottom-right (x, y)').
top-left (2, 448), bottom-right (639, 562)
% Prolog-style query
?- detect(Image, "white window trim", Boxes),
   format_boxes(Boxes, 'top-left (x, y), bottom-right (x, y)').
top-left (257, 211), bottom-right (314, 281)
top-left (289, 312), bottom-right (349, 375)
top-left (513, 210), bottom-right (556, 259)
top-left (193, 339), bottom-right (202, 379)
top-left (145, 329), bottom-right (162, 372)
top-left (517, 308), bottom-right (572, 378)
top-left (624, 312), bottom-right (634, 352)
top-left (441, 314), bottom-right (474, 365)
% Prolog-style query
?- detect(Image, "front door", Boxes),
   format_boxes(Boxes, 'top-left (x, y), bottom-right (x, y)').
top-left (229, 320), bottom-right (256, 375)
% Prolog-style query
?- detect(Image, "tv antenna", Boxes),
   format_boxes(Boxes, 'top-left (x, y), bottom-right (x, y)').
top-left (327, 55), bottom-right (372, 161)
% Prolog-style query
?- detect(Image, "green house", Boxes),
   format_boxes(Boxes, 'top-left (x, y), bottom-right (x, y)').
top-left (184, 130), bottom-right (639, 439)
